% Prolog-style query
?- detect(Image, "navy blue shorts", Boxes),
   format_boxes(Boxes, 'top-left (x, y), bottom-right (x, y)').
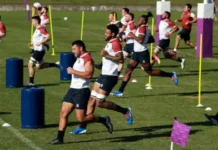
top-left (96, 75), bottom-right (118, 94)
top-left (124, 43), bottom-right (134, 54)
top-left (63, 88), bottom-right (90, 110)
top-left (131, 50), bottom-right (150, 64)
top-left (178, 28), bottom-right (191, 42)
top-left (158, 39), bottom-right (170, 52)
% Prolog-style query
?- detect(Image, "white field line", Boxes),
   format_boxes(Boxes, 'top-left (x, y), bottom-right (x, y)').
top-left (0, 118), bottom-right (42, 150)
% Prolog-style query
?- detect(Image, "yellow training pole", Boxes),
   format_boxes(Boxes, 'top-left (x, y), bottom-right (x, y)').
top-left (146, 17), bottom-right (155, 89)
top-left (197, 34), bottom-right (204, 108)
top-left (80, 11), bottom-right (85, 40)
top-left (30, 7), bottom-right (34, 48)
top-left (113, 12), bottom-right (116, 23)
top-left (49, 5), bottom-right (55, 56)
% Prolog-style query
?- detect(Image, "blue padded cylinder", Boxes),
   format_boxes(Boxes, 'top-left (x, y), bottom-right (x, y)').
top-left (6, 58), bottom-right (23, 88)
top-left (21, 88), bottom-right (45, 129)
top-left (60, 52), bottom-right (76, 81)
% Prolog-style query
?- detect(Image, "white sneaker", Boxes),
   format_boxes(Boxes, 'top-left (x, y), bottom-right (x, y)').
top-left (181, 58), bottom-right (185, 69)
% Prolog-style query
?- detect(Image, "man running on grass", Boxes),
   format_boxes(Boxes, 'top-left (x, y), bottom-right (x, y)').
top-left (173, 3), bottom-right (197, 53)
top-left (50, 40), bottom-right (113, 144)
top-left (70, 24), bottom-right (133, 135)
top-left (26, 16), bottom-right (61, 86)
top-left (111, 15), bottom-right (179, 97)
top-left (152, 11), bottom-right (186, 69)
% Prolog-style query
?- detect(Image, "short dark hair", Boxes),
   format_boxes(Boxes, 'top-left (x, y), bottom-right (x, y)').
top-left (123, 8), bottom-right (130, 13)
top-left (128, 13), bottom-right (134, 20)
top-left (32, 16), bottom-right (41, 24)
top-left (72, 40), bottom-right (86, 51)
top-left (165, 11), bottom-right (171, 18)
top-left (186, 3), bottom-right (192, 10)
top-left (43, 7), bottom-right (48, 12)
top-left (107, 24), bottom-right (119, 37)
top-left (110, 12), bottom-right (117, 20)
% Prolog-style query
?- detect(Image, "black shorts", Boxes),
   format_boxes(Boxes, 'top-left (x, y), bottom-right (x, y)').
top-left (96, 75), bottom-right (118, 94)
top-left (63, 88), bottom-right (90, 110)
top-left (124, 43), bottom-right (134, 54)
top-left (131, 50), bottom-right (150, 64)
top-left (178, 28), bottom-right (191, 42)
top-left (30, 50), bottom-right (45, 65)
top-left (158, 39), bottom-right (170, 52)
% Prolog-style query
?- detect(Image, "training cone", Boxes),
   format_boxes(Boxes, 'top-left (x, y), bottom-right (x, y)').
top-left (205, 107), bottom-right (212, 111)
top-left (146, 85), bottom-right (153, 90)
top-left (145, 83), bottom-right (151, 87)
top-left (131, 79), bottom-right (137, 83)
top-left (196, 104), bottom-right (204, 108)
top-left (2, 123), bottom-right (11, 127)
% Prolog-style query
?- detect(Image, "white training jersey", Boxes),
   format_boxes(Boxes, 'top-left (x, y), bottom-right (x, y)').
top-left (70, 53), bottom-right (93, 89)
top-left (32, 26), bottom-right (48, 51)
top-left (125, 21), bottom-right (136, 44)
top-left (102, 38), bottom-right (122, 76)
top-left (121, 16), bottom-right (127, 25)
top-left (40, 14), bottom-right (49, 27)
top-left (134, 25), bottom-right (150, 52)
top-left (159, 19), bottom-right (177, 40)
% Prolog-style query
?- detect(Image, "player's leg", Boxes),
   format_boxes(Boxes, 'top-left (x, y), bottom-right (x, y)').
top-left (163, 50), bottom-right (185, 69)
top-left (51, 95), bottom-right (74, 145)
top-left (95, 77), bottom-right (133, 125)
top-left (111, 58), bottom-right (138, 96)
top-left (184, 40), bottom-right (195, 49)
top-left (140, 50), bottom-right (179, 86)
top-left (70, 77), bottom-right (101, 134)
top-left (152, 46), bottom-right (162, 64)
top-left (174, 30), bottom-right (183, 52)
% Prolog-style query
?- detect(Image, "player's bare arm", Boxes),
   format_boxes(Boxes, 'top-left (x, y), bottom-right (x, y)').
top-left (188, 16), bottom-right (197, 24)
top-left (67, 60), bottom-right (94, 79)
top-left (128, 32), bottom-right (145, 44)
top-left (101, 50), bottom-right (123, 63)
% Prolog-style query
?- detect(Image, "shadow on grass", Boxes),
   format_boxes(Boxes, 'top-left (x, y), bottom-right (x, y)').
top-left (177, 72), bottom-right (208, 77)
top-left (126, 90), bottom-right (218, 98)
top-left (190, 69), bottom-right (218, 73)
top-left (44, 121), bottom-right (78, 128)
top-left (65, 121), bottom-right (205, 144)
top-left (0, 112), bottom-right (12, 115)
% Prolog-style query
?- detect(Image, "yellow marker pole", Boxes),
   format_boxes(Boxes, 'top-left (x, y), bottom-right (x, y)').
top-left (80, 11), bottom-right (85, 40)
top-left (30, 7), bottom-right (34, 48)
top-left (146, 17), bottom-right (155, 89)
top-left (197, 34), bottom-right (204, 108)
top-left (113, 12), bottom-right (116, 23)
top-left (49, 5), bottom-right (55, 56)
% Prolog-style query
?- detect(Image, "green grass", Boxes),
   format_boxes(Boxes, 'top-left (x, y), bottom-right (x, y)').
top-left (1, 11), bottom-right (218, 150)
top-left (0, 0), bottom-right (204, 5)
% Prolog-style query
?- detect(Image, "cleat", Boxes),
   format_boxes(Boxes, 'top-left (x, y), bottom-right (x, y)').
top-left (50, 139), bottom-right (64, 145)
top-left (205, 114), bottom-right (218, 125)
top-left (171, 72), bottom-right (178, 86)
top-left (125, 108), bottom-right (133, 125)
top-left (104, 116), bottom-right (113, 134)
top-left (56, 61), bottom-right (63, 71)
top-left (25, 82), bottom-right (35, 87)
top-left (110, 91), bottom-right (123, 97)
top-left (69, 127), bottom-right (87, 135)
top-left (181, 58), bottom-right (185, 69)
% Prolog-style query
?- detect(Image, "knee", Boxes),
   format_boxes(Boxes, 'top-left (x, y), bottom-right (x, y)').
top-left (76, 115), bottom-right (85, 122)
top-left (185, 41), bottom-right (190, 45)
top-left (125, 67), bottom-right (133, 76)
top-left (96, 100), bottom-right (105, 108)
top-left (28, 63), bottom-right (33, 69)
top-left (36, 65), bottom-right (40, 70)
top-left (163, 51), bottom-right (170, 58)
top-left (60, 109), bottom-right (68, 119)
top-left (143, 65), bottom-right (152, 74)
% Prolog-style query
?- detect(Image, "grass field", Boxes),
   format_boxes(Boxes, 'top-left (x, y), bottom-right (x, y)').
top-left (0, 0), bottom-right (205, 5)
top-left (1, 11), bottom-right (218, 150)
